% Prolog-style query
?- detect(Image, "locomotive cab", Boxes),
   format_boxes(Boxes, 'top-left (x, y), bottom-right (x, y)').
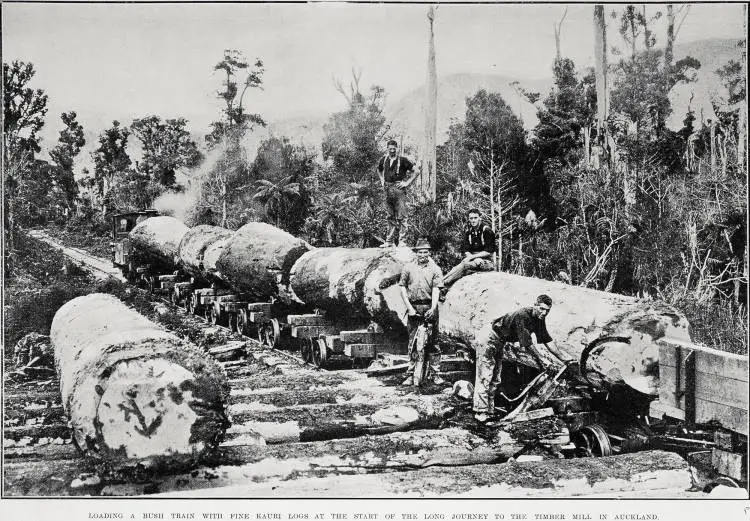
top-left (111, 209), bottom-right (159, 274)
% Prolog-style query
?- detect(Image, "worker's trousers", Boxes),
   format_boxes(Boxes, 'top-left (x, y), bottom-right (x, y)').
top-left (384, 184), bottom-right (409, 245)
top-left (472, 324), bottom-right (504, 415)
top-left (405, 304), bottom-right (441, 379)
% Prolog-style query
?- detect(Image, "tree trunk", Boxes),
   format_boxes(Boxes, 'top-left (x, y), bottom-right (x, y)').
top-left (289, 247), bottom-right (415, 329)
top-left (423, 6), bottom-right (438, 202)
top-left (154, 450), bottom-right (690, 498)
top-left (216, 221), bottom-right (311, 301)
top-left (129, 216), bottom-right (190, 269)
top-left (710, 120), bottom-right (717, 172)
top-left (439, 272), bottom-right (692, 395)
top-left (49, 293), bottom-right (229, 469)
top-left (177, 224), bottom-right (233, 279)
top-left (665, 5), bottom-right (675, 68)
top-left (739, 8), bottom-right (747, 169)
top-left (593, 5), bottom-right (609, 133)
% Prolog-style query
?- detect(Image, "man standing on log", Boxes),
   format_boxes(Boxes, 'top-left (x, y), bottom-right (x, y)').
top-left (472, 294), bottom-right (575, 423)
top-left (442, 208), bottom-right (496, 291)
top-left (377, 139), bottom-right (420, 247)
top-left (399, 237), bottom-right (445, 386)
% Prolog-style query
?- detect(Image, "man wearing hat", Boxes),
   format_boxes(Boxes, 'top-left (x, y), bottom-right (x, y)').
top-left (472, 294), bottom-right (575, 423)
top-left (398, 237), bottom-right (445, 386)
top-left (377, 139), bottom-right (419, 247)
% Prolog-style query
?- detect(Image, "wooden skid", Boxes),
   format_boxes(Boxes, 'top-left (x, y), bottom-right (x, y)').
top-left (712, 448), bottom-right (748, 481)
top-left (291, 325), bottom-right (339, 339)
top-left (339, 330), bottom-right (386, 344)
top-left (246, 303), bottom-right (273, 313)
top-left (248, 312), bottom-right (267, 323)
top-left (287, 314), bottom-right (329, 326)
top-left (343, 343), bottom-right (379, 358)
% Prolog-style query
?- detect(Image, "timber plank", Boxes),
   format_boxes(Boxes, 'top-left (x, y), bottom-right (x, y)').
top-left (693, 370), bottom-right (748, 410)
top-left (695, 399), bottom-right (749, 436)
top-left (657, 365), bottom-right (687, 409)
top-left (711, 448), bottom-right (748, 481)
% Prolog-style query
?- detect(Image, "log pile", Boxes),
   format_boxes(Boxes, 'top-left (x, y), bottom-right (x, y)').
top-left (177, 225), bottom-right (233, 279)
top-left (129, 216), bottom-right (189, 268)
top-left (289, 247), bottom-right (415, 327)
top-left (440, 272), bottom-right (692, 395)
top-left (216, 222), bottom-right (311, 301)
top-left (50, 293), bottom-right (230, 469)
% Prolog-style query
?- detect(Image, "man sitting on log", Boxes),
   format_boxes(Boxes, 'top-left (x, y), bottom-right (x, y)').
top-left (399, 237), bottom-right (445, 386)
top-left (442, 208), bottom-right (496, 293)
top-left (472, 294), bottom-right (575, 423)
top-left (377, 139), bottom-right (420, 248)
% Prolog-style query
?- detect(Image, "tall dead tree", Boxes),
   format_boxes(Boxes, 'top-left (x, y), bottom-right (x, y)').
top-left (553, 7), bottom-right (568, 61)
top-left (739, 5), bottom-right (747, 170)
top-left (665, 5), bottom-right (690, 68)
top-left (593, 5), bottom-right (609, 136)
top-left (422, 5), bottom-right (438, 202)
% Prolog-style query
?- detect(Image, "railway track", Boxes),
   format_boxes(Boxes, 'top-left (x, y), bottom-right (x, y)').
top-left (1, 231), bottom-right (709, 498)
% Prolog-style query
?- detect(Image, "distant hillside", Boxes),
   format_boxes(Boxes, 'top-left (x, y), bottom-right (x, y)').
top-left (666, 38), bottom-right (743, 130)
top-left (260, 73), bottom-right (551, 157)
top-left (66, 38), bottom-right (743, 176)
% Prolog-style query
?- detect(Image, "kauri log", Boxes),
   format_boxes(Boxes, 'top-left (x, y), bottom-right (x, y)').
top-left (154, 450), bottom-right (691, 498)
top-left (440, 272), bottom-right (692, 395)
top-left (177, 225), bottom-right (233, 279)
top-left (216, 222), bottom-right (311, 300)
top-left (129, 216), bottom-right (189, 268)
top-left (289, 247), bottom-right (415, 327)
top-left (50, 293), bottom-right (230, 468)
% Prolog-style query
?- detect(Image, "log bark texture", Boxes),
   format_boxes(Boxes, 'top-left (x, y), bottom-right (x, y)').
top-left (129, 216), bottom-right (189, 268)
top-left (216, 222), bottom-right (311, 301)
top-left (177, 225), bottom-right (233, 279)
top-left (154, 450), bottom-right (690, 498)
top-left (440, 272), bottom-right (692, 395)
top-left (50, 293), bottom-right (230, 469)
top-left (289, 247), bottom-right (415, 328)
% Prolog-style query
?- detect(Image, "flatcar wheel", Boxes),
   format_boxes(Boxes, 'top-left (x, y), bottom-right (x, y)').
top-left (227, 312), bottom-right (238, 333)
top-left (237, 310), bottom-right (249, 336)
top-left (187, 294), bottom-right (198, 315)
top-left (300, 339), bottom-right (313, 364)
top-left (260, 319), bottom-right (281, 349)
top-left (573, 424), bottom-right (612, 457)
top-left (312, 338), bottom-right (328, 369)
top-left (208, 305), bottom-right (225, 326)
top-left (704, 476), bottom-right (741, 493)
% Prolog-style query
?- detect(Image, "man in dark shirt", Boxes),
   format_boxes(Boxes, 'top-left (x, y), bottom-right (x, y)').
top-left (472, 294), bottom-right (574, 423)
top-left (443, 208), bottom-right (496, 288)
top-left (377, 139), bottom-right (419, 247)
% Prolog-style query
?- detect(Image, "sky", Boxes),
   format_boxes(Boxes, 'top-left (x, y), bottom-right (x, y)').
top-left (2, 1), bottom-right (746, 157)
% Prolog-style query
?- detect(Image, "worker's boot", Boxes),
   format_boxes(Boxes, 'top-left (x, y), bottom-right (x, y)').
top-left (428, 354), bottom-right (445, 385)
top-left (397, 226), bottom-right (409, 249)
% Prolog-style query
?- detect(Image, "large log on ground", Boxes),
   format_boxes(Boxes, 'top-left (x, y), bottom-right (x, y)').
top-left (225, 393), bottom-right (453, 444)
top-left (289, 247), bottom-right (415, 327)
top-left (216, 222), bottom-right (311, 300)
top-left (129, 428), bottom-right (499, 495)
top-left (440, 272), bottom-right (692, 395)
top-left (177, 224), bottom-right (233, 279)
top-left (129, 216), bottom-right (189, 268)
top-left (50, 293), bottom-right (230, 469)
top-left (154, 450), bottom-right (691, 498)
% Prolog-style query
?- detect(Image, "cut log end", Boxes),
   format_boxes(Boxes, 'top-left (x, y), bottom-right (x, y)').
top-left (90, 358), bottom-right (226, 463)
